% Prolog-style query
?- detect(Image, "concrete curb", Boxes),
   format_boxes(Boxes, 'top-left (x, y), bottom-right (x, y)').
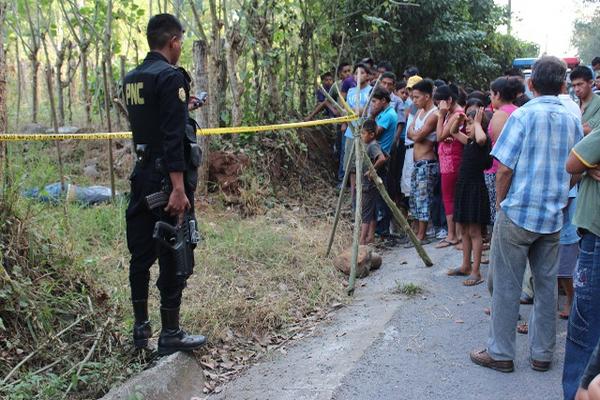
top-left (101, 352), bottom-right (205, 400)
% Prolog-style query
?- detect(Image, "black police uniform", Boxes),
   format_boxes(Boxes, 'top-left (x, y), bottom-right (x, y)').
top-left (124, 51), bottom-right (205, 354)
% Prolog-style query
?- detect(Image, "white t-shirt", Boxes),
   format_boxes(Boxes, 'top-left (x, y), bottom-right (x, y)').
top-left (559, 94), bottom-right (582, 120)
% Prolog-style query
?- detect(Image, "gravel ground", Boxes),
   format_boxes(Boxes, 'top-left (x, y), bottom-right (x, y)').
top-left (209, 241), bottom-right (567, 400)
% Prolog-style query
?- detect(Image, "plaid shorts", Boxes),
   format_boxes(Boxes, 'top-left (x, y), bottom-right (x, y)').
top-left (409, 160), bottom-right (439, 221)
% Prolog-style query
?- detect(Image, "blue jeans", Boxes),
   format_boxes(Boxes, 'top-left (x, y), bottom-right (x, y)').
top-left (563, 232), bottom-right (600, 400)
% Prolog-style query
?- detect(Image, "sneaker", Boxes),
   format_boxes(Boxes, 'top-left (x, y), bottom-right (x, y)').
top-left (426, 226), bottom-right (435, 238)
top-left (435, 228), bottom-right (448, 239)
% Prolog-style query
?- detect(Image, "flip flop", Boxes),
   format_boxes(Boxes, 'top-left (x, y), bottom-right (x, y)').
top-left (447, 267), bottom-right (470, 276)
top-left (435, 238), bottom-right (459, 249)
top-left (480, 257), bottom-right (490, 264)
top-left (463, 275), bottom-right (484, 286)
top-left (403, 238), bottom-right (432, 248)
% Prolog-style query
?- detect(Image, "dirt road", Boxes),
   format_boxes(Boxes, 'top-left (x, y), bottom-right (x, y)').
top-left (209, 243), bottom-right (567, 400)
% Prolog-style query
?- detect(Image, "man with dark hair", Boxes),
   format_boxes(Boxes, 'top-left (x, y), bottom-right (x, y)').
top-left (379, 72), bottom-right (407, 227)
top-left (335, 62), bottom-right (353, 183)
top-left (403, 66), bottom-right (419, 79)
top-left (504, 67), bottom-right (525, 79)
top-left (570, 65), bottom-right (600, 134)
top-left (370, 87), bottom-right (397, 157)
top-left (592, 57), bottom-right (600, 75)
top-left (470, 56), bottom-right (583, 373)
top-left (380, 71), bottom-right (407, 132)
top-left (305, 71), bottom-right (339, 120)
top-left (124, 13), bottom-right (206, 355)
top-left (377, 60), bottom-right (394, 75)
top-left (406, 79), bottom-right (439, 243)
top-left (370, 87), bottom-right (398, 238)
top-left (337, 62), bottom-right (352, 82)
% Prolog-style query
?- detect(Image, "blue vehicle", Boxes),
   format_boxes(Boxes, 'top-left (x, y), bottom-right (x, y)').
top-left (512, 57), bottom-right (586, 100)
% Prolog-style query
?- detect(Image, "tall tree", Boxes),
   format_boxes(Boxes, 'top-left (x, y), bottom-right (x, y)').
top-left (60, 0), bottom-right (97, 126)
top-left (572, 8), bottom-right (600, 64)
top-left (9, 0), bottom-right (42, 123)
top-left (0, 1), bottom-right (7, 186)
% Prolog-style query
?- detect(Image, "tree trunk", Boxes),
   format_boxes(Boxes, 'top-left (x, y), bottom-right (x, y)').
top-left (104, 0), bottom-right (119, 130)
top-left (30, 55), bottom-right (39, 123)
top-left (223, 14), bottom-right (244, 126)
top-left (15, 39), bottom-right (22, 130)
top-left (299, 21), bottom-right (311, 116)
top-left (252, 47), bottom-right (262, 118)
top-left (282, 37), bottom-right (289, 115)
top-left (55, 48), bottom-right (66, 126)
top-left (67, 51), bottom-right (75, 124)
top-left (193, 40), bottom-right (210, 195)
top-left (0, 2), bottom-right (7, 187)
top-left (81, 48), bottom-right (91, 126)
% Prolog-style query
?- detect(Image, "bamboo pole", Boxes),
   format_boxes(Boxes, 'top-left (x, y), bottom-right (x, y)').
top-left (324, 82), bottom-right (354, 257)
top-left (322, 79), bottom-right (433, 269)
top-left (347, 71), bottom-right (364, 295)
top-left (348, 133), bottom-right (363, 295)
top-left (360, 142), bottom-right (433, 267)
top-left (326, 76), bottom-right (380, 262)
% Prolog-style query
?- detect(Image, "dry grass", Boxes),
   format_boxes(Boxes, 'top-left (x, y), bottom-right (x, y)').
top-left (158, 206), bottom-right (350, 341)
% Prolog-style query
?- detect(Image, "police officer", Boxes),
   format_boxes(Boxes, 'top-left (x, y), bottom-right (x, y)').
top-left (124, 14), bottom-right (205, 354)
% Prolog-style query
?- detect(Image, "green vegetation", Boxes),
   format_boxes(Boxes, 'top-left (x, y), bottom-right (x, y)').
top-left (572, 5), bottom-right (600, 64)
top-left (393, 281), bottom-right (424, 297)
top-left (0, 141), bottom-right (349, 399)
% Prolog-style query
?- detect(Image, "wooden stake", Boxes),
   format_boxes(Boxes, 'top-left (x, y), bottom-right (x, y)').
top-left (347, 72), bottom-right (364, 295)
top-left (325, 139), bottom-right (355, 257)
top-left (360, 142), bottom-right (433, 267)
top-left (321, 78), bottom-right (433, 269)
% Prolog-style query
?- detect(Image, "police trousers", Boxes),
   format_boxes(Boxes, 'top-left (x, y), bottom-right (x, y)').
top-left (126, 163), bottom-right (195, 309)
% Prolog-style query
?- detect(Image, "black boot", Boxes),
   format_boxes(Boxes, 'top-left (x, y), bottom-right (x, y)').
top-left (132, 300), bottom-right (152, 349)
top-left (157, 307), bottom-right (206, 355)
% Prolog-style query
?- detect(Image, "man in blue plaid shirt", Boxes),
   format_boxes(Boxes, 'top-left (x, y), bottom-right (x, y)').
top-left (470, 56), bottom-right (584, 373)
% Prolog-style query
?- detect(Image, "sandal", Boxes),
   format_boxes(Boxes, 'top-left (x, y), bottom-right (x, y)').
top-left (447, 267), bottom-right (471, 276)
top-left (480, 257), bottom-right (490, 264)
top-left (463, 275), bottom-right (484, 286)
top-left (403, 238), bottom-right (432, 248)
top-left (435, 238), bottom-right (459, 249)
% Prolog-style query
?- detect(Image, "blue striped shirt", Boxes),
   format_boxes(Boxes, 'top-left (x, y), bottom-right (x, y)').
top-left (491, 96), bottom-right (583, 234)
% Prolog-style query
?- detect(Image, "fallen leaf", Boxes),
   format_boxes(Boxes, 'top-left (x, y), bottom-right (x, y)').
top-left (200, 359), bottom-right (217, 370)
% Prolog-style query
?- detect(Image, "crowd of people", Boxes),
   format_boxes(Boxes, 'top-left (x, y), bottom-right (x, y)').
top-left (308, 55), bottom-right (600, 400)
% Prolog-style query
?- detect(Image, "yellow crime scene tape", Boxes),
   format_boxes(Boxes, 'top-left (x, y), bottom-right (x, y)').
top-left (0, 114), bottom-right (359, 142)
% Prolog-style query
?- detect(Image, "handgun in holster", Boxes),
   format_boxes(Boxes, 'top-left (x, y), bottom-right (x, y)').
top-left (152, 214), bottom-right (200, 279)
top-left (145, 180), bottom-right (201, 279)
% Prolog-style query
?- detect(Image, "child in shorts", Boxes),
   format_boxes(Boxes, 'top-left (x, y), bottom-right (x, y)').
top-left (360, 119), bottom-right (388, 245)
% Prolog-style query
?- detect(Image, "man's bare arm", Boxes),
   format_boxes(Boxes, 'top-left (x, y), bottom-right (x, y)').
top-left (495, 163), bottom-right (513, 210)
